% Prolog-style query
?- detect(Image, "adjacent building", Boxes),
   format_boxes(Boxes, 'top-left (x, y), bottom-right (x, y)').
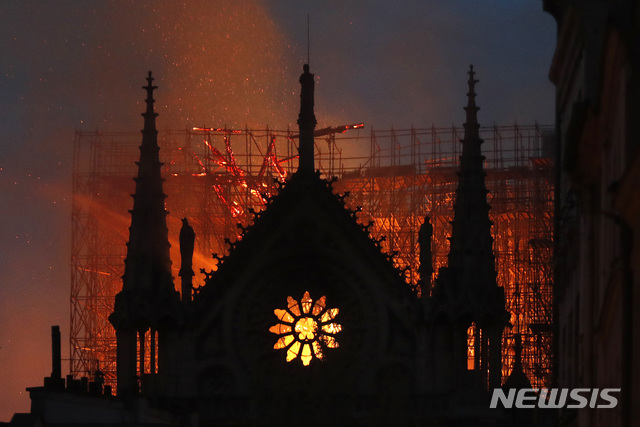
top-left (544, 1), bottom-right (640, 426)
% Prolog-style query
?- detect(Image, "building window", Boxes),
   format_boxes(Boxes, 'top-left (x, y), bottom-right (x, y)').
top-left (269, 291), bottom-right (342, 366)
top-left (467, 322), bottom-right (478, 370)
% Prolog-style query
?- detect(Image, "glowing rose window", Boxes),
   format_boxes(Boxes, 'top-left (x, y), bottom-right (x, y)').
top-left (269, 291), bottom-right (342, 366)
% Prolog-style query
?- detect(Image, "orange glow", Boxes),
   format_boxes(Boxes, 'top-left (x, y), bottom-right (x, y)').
top-left (270, 292), bottom-right (341, 366)
top-left (77, 267), bottom-right (111, 276)
top-left (72, 124), bottom-right (554, 392)
top-left (312, 296), bottom-right (326, 315)
top-left (467, 323), bottom-right (476, 370)
top-left (300, 291), bottom-right (313, 314)
top-left (192, 127), bottom-right (242, 134)
top-left (274, 308), bottom-right (294, 324)
top-left (274, 334), bottom-right (294, 350)
top-left (287, 342), bottom-right (301, 363)
top-left (319, 335), bottom-right (339, 349)
top-left (294, 317), bottom-right (317, 340)
top-left (321, 323), bottom-right (342, 334)
top-left (269, 324), bottom-right (291, 335)
top-left (340, 123), bottom-right (364, 132)
top-left (319, 308), bottom-right (338, 323)
top-left (300, 343), bottom-right (313, 366)
top-left (287, 296), bottom-right (301, 316)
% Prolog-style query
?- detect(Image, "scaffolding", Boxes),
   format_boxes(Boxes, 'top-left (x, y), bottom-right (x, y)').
top-left (71, 124), bottom-right (554, 391)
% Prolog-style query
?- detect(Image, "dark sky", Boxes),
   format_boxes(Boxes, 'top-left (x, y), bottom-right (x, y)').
top-left (0, 0), bottom-right (556, 420)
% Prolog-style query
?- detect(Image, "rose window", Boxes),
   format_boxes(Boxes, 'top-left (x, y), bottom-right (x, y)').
top-left (269, 291), bottom-right (341, 366)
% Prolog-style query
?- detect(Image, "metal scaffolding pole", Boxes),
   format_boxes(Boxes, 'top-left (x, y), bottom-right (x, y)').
top-left (70, 123), bottom-right (554, 391)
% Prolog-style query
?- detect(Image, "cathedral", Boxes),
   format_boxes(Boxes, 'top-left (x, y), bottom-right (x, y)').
top-left (6, 65), bottom-right (532, 426)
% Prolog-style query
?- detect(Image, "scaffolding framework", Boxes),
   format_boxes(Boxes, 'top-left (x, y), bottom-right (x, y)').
top-left (71, 124), bottom-right (554, 391)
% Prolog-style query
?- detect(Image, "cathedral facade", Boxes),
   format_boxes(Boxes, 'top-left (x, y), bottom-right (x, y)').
top-left (8, 66), bottom-right (524, 426)
top-left (108, 65), bottom-right (511, 425)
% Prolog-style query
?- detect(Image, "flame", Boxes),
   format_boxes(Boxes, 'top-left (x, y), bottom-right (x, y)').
top-left (72, 124), bottom-right (554, 391)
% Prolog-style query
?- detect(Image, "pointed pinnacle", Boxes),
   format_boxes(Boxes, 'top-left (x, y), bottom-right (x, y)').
top-left (463, 65), bottom-right (480, 140)
top-left (144, 71), bottom-right (158, 102)
top-left (142, 71), bottom-right (159, 130)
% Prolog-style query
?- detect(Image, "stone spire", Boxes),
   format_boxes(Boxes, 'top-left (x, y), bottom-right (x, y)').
top-left (110, 72), bottom-right (178, 395)
top-left (297, 64), bottom-right (317, 174)
top-left (463, 64), bottom-right (480, 141)
top-left (446, 65), bottom-right (496, 296)
top-left (122, 71), bottom-right (173, 297)
top-left (426, 66), bottom-right (509, 393)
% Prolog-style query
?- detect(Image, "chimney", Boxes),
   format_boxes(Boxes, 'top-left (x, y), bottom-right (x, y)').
top-left (51, 326), bottom-right (61, 380)
top-left (44, 325), bottom-right (64, 389)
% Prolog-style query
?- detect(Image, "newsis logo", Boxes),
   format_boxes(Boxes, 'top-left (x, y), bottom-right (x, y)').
top-left (490, 388), bottom-right (621, 409)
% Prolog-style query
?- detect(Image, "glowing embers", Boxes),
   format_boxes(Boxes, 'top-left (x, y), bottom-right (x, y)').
top-left (269, 291), bottom-right (341, 366)
top-left (467, 322), bottom-right (479, 370)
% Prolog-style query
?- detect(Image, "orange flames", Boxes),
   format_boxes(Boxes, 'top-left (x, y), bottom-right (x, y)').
top-left (72, 124), bottom-right (554, 392)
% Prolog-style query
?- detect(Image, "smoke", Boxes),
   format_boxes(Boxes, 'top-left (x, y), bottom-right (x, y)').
top-left (0, 0), bottom-right (556, 420)
top-left (0, 0), bottom-right (295, 420)
top-left (266, 0), bottom-right (556, 128)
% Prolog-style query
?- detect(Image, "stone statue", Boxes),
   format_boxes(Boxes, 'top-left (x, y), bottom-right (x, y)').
top-left (418, 215), bottom-right (433, 286)
top-left (179, 218), bottom-right (195, 277)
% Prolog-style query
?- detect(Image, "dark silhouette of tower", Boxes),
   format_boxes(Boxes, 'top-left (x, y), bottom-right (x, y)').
top-left (425, 65), bottom-right (510, 394)
top-left (297, 63), bottom-right (317, 174)
top-left (109, 72), bottom-right (180, 396)
top-left (187, 64), bottom-right (417, 422)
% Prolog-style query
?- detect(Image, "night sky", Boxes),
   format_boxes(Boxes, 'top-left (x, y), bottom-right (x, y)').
top-left (0, 0), bottom-right (556, 420)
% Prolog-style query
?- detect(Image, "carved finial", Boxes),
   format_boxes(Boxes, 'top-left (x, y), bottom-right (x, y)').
top-left (297, 64), bottom-right (317, 174)
top-left (142, 71), bottom-right (159, 129)
top-left (144, 71), bottom-right (157, 101)
top-left (463, 65), bottom-right (480, 140)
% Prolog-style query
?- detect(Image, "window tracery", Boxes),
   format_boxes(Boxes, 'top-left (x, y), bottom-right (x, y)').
top-left (269, 291), bottom-right (341, 366)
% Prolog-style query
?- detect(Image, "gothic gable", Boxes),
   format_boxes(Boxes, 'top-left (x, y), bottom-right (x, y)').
top-left (189, 171), bottom-right (417, 404)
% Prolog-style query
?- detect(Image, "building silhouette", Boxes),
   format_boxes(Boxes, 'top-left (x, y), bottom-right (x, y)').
top-left (544, 1), bottom-right (640, 426)
top-left (424, 65), bottom-right (510, 397)
top-left (5, 66), bottom-right (543, 425)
